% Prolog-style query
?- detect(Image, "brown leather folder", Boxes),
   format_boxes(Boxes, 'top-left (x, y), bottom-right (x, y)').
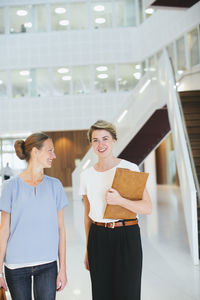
top-left (103, 168), bottom-right (149, 219)
top-left (0, 287), bottom-right (7, 300)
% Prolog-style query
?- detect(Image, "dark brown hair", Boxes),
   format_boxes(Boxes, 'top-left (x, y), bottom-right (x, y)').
top-left (14, 132), bottom-right (49, 162)
top-left (87, 120), bottom-right (117, 143)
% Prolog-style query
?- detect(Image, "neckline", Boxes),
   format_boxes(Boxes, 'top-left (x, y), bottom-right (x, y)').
top-left (18, 175), bottom-right (46, 188)
top-left (93, 159), bottom-right (123, 173)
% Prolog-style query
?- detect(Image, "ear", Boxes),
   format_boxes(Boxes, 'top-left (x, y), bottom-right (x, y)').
top-left (32, 147), bottom-right (38, 157)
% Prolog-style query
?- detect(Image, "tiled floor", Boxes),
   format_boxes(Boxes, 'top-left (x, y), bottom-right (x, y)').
top-left (4, 185), bottom-right (200, 299)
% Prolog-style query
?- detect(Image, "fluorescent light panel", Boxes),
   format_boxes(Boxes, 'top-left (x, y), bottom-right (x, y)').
top-left (117, 110), bottom-right (128, 123)
top-left (139, 80), bottom-right (151, 94)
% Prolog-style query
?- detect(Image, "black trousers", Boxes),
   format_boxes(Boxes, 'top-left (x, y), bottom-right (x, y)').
top-left (88, 223), bottom-right (142, 300)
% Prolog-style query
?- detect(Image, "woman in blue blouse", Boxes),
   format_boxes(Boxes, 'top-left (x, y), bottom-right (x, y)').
top-left (0, 133), bottom-right (68, 300)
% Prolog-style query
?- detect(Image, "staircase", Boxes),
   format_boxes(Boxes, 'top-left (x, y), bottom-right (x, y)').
top-left (179, 90), bottom-right (200, 257)
top-left (150, 0), bottom-right (199, 8)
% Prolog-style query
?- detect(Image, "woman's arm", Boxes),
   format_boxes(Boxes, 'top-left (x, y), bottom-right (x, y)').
top-left (106, 188), bottom-right (152, 215)
top-left (83, 195), bottom-right (92, 270)
top-left (0, 211), bottom-right (10, 290)
top-left (56, 209), bottom-right (67, 291)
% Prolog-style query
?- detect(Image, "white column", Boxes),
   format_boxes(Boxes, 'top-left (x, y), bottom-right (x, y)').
top-left (143, 150), bottom-right (158, 238)
top-left (46, 4), bottom-right (51, 32)
top-left (5, 6), bottom-right (9, 35)
top-left (144, 149), bottom-right (157, 202)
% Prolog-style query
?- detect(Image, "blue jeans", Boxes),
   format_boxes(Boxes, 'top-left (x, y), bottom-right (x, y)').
top-left (5, 261), bottom-right (57, 300)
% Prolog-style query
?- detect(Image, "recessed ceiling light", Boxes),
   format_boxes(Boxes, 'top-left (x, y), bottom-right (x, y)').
top-left (16, 10), bottom-right (28, 16)
top-left (62, 75), bottom-right (71, 81)
top-left (97, 74), bottom-right (108, 79)
top-left (93, 5), bottom-right (105, 12)
top-left (96, 66), bottom-right (108, 72)
top-left (57, 68), bottom-right (69, 74)
top-left (135, 64), bottom-right (141, 70)
top-left (59, 20), bottom-right (69, 26)
top-left (133, 72), bottom-right (141, 80)
top-left (95, 18), bottom-right (106, 24)
top-left (145, 8), bottom-right (154, 14)
top-left (19, 70), bottom-right (30, 76)
top-left (24, 22), bottom-right (32, 28)
top-left (55, 7), bottom-right (66, 14)
top-left (0, 80), bottom-right (3, 85)
top-left (177, 70), bottom-right (183, 75)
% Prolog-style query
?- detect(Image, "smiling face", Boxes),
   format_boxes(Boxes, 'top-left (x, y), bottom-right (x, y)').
top-left (33, 138), bottom-right (56, 168)
top-left (91, 129), bottom-right (116, 159)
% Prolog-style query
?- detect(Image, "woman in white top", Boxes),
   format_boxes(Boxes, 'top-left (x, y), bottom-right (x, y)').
top-left (80, 120), bottom-right (152, 300)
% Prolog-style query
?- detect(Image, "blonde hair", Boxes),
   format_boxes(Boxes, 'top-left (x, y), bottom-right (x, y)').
top-left (87, 120), bottom-right (117, 143)
top-left (14, 132), bottom-right (49, 162)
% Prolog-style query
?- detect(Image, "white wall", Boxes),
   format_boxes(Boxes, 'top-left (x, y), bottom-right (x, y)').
top-left (0, 93), bottom-right (128, 134)
top-left (178, 66), bottom-right (200, 91)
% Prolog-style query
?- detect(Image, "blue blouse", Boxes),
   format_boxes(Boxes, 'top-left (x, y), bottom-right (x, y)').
top-left (0, 175), bottom-right (68, 265)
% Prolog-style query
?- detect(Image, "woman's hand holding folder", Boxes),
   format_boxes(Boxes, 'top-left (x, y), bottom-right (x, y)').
top-left (105, 188), bottom-right (122, 205)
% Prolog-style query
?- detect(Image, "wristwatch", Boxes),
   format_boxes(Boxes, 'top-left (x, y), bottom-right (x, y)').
top-left (0, 272), bottom-right (4, 278)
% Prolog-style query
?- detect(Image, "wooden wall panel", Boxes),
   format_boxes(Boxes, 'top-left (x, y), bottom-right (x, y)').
top-left (44, 130), bottom-right (90, 187)
top-left (156, 139), bottom-right (167, 184)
